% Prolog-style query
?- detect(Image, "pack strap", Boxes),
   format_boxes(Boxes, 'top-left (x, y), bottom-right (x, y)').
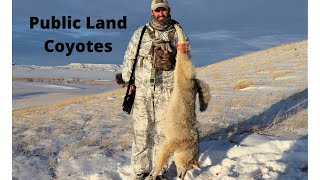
top-left (129, 25), bottom-right (147, 82)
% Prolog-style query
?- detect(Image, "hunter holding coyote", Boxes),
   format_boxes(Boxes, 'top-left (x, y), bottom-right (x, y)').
top-left (118, 0), bottom-right (210, 179)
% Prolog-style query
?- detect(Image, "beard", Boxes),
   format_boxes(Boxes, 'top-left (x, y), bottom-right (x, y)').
top-left (156, 15), bottom-right (168, 21)
top-left (149, 14), bottom-right (173, 31)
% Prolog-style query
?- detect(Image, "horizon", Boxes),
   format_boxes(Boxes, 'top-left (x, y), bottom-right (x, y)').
top-left (12, 39), bottom-right (308, 68)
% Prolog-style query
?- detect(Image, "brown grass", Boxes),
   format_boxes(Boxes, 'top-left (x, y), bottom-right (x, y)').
top-left (196, 66), bottom-right (208, 73)
top-left (13, 77), bottom-right (64, 83)
top-left (293, 59), bottom-right (307, 68)
top-left (23, 133), bottom-right (40, 146)
top-left (212, 73), bottom-right (222, 80)
top-left (234, 79), bottom-right (256, 90)
top-left (269, 70), bottom-right (295, 80)
top-left (255, 107), bottom-right (307, 136)
top-left (255, 92), bottom-right (285, 106)
top-left (12, 88), bottom-right (124, 118)
top-left (118, 132), bottom-right (133, 151)
top-left (48, 156), bottom-right (56, 170)
top-left (231, 97), bottom-right (248, 107)
top-left (59, 142), bottom-right (79, 161)
top-left (12, 76), bottom-right (120, 86)
top-left (294, 51), bottom-right (301, 57)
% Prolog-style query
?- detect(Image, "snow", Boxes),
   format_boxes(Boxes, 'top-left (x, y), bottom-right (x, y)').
top-left (18, 134), bottom-right (305, 180)
top-left (12, 41), bottom-right (308, 179)
top-left (195, 134), bottom-right (307, 180)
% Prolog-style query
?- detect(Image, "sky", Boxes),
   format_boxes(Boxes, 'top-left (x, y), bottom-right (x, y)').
top-left (12, 0), bottom-right (307, 67)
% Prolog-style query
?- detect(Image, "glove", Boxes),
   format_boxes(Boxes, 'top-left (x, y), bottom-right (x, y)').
top-left (115, 73), bottom-right (126, 87)
top-left (176, 43), bottom-right (189, 53)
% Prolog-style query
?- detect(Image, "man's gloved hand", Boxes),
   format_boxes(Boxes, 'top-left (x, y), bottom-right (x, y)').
top-left (152, 37), bottom-right (173, 53)
top-left (115, 73), bottom-right (126, 87)
top-left (176, 43), bottom-right (189, 53)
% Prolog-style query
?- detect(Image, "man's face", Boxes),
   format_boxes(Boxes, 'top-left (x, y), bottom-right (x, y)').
top-left (151, 7), bottom-right (170, 21)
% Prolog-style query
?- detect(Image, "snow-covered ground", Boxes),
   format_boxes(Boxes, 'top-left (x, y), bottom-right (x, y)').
top-left (16, 134), bottom-right (304, 180)
top-left (12, 41), bottom-right (307, 179)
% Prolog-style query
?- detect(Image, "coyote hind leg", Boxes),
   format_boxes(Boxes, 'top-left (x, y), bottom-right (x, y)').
top-left (150, 142), bottom-right (173, 179)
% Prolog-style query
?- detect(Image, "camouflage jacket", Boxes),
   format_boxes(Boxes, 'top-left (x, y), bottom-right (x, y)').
top-left (122, 24), bottom-right (190, 90)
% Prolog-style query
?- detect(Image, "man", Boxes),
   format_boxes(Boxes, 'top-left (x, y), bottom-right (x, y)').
top-left (122, 0), bottom-right (189, 179)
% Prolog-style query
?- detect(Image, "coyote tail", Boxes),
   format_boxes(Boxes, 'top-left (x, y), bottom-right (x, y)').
top-left (196, 79), bottom-right (211, 112)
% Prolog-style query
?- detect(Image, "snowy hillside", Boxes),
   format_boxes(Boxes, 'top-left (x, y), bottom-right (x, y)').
top-left (12, 40), bottom-right (307, 179)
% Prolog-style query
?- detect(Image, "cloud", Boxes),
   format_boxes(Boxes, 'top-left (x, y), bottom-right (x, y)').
top-left (13, 24), bottom-right (121, 42)
top-left (43, 29), bottom-right (120, 39)
top-left (189, 30), bottom-right (236, 41)
top-left (243, 35), bottom-right (306, 49)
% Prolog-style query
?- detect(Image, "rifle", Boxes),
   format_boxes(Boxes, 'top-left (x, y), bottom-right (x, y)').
top-left (122, 25), bottom-right (147, 114)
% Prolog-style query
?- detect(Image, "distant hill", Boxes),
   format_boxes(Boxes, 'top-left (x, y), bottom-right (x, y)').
top-left (12, 63), bottom-right (122, 81)
top-left (66, 63), bottom-right (122, 71)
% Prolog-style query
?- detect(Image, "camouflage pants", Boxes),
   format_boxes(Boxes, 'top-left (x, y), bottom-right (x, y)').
top-left (131, 85), bottom-right (173, 174)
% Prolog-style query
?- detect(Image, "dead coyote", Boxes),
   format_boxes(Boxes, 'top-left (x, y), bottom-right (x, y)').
top-left (149, 24), bottom-right (211, 180)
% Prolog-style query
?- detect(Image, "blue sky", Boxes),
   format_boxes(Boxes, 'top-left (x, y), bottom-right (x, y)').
top-left (12, 0), bottom-right (307, 67)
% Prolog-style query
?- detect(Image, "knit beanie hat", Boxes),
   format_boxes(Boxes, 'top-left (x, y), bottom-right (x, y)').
top-left (151, 0), bottom-right (170, 11)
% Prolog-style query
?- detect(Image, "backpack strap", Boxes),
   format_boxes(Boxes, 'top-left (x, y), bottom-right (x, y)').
top-left (147, 25), bottom-right (177, 55)
top-left (147, 26), bottom-right (156, 56)
top-left (129, 25), bottom-right (147, 82)
top-left (146, 26), bottom-right (156, 39)
top-left (168, 30), bottom-right (176, 47)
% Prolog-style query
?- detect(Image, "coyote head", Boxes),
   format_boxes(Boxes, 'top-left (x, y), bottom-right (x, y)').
top-left (173, 146), bottom-right (201, 180)
top-left (175, 155), bottom-right (201, 180)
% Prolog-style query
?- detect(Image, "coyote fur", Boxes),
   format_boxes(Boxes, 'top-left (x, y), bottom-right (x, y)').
top-left (149, 24), bottom-right (211, 180)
